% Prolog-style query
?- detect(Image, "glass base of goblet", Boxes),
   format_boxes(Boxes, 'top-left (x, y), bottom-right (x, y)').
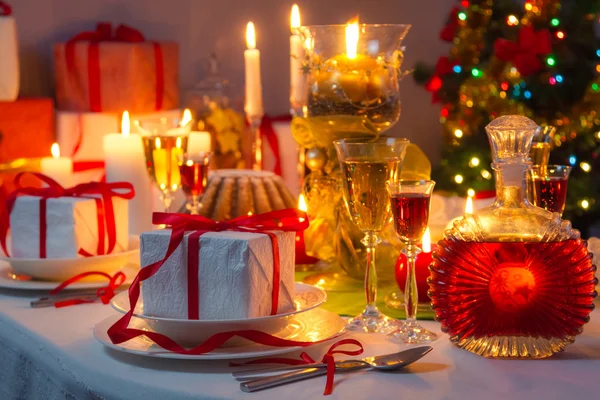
top-left (388, 321), bottom-right (438, 344)
top-left (346, 305), bottom-right (400, 333)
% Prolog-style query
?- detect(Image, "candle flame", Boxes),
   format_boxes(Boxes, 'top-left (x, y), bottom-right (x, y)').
top-left (180, 109), bottom-right (192, 127)
top-left (248, 211), bottom-right (253, 216)
top-left (155, 137), bottom-right (161, 149)
top-left (176, 137), bottom-right (182, 149)
top-left (121, 111), bottom-right (130, 137)
top-left (298, 193), bottom-right (307, 223)
top-left (465, 195), bottom-right (474, 214)
top-left (345, 17), bottom-right (359, 59)
top-left (291, 4), bottom-right (301, 31)
top-left (422, 227), bottom-right (431, 253)
top-left (51, 143), bottom-right (60, 159)
top-left (246, 22), bottom-right (256, 50)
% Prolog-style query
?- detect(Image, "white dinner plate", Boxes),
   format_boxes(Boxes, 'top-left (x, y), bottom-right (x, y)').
top-left (0, 263), bottom-right (138, 291)
top-left (94, 308), bottom-right (346, 360)
top-left (110, 283), bottom-right (327, 344)
top-left (0, 236), bottom-right (140, 282)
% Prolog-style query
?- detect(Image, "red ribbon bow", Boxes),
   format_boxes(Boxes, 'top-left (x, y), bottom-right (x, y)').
top-left (50, 271), bottom-right (126, 307)
top-left (424, 56), bottom-right (458, 103)
top-left (232, 338), bottom-right (364, 395)
top-left (65, 23), bottom-right (164, 112)
top-left (107, 209), bottom-right (315, 353)
top-left (0, 1), bottom-right (11, 16)
top-left (494, 26), bottom-right (552, 76)
top-left (0, 172), bottom-right (134, 258)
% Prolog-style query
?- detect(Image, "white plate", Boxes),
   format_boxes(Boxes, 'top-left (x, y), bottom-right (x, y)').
top-left (93, 308), bottom-right (346, 360)
top-left (110, 283), bottom-right (327, 344)
top-left (0, 263), bottom-right (138, 291)
top-left (0, 236), bottom-right (140, 282)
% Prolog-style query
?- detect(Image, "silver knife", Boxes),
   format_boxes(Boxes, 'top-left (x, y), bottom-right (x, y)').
top-left (239, 346), bottom-right (432, 393)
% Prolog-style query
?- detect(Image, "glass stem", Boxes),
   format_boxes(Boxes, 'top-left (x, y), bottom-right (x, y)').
top-left (404, 242), bottom-right (418, 324)
top-left (361, 233), bottom-right (381, 315)
top-left (190, 194), bottom-right (201, 215)
top-left (161, 192), bottom-right (174, 213)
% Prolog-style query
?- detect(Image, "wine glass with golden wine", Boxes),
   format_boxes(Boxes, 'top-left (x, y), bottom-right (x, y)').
top-left (333, 137), bottom-right (409, 333)
top-left (134, 111), bottom-right (193, 212)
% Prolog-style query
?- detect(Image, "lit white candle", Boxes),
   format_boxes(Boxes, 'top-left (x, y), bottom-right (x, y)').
top-left (445, 195), bottom-right (474, 231)
top-left (244, 22), bottom-right (263, 118)
top-left (103, 111), bottom-right (153, 234)
top-left (289, 4), bottom-right (305, 109)
top-left (187, 131), bottom-right (211, 160)
top-left (41, 143), bottom-right (72, 187)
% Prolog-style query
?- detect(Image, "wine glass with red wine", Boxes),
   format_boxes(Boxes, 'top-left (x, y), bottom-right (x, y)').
top-left (387, 179), bottom-right (437, 343)
top-left (178, 151), bottom-right (212, 215)
top-left (528, 165), bottom-right (571, 216)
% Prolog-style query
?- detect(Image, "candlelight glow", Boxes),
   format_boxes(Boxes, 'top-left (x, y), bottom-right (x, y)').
top-left (248, 211), bottom-right (253, 216)
top-left (298, 194), bottom-right (307, 222)
top-left (176, 137), bottom-right (182, 149)
top-left (422, 227), bottom-right (431, 253)
top-left (465, 196), bottom-right (474, 214)
top-left (345, 17), bottom-right (359, 59)
top-left (291, 4), bottom-right (301, 31)
top-left (51, 143), bottom-right (60, 159)
top-left (121, 111), bottom-right (130, 137)
top-left (180, 109), bottom-right (192, 127)
top-left (246, 22), bottom-right (256, 50)
top-left (155, 137), bottom-right (161, 149)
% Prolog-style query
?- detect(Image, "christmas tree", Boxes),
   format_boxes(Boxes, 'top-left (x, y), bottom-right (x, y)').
top-left (414, 0), bottom-right (600, 233)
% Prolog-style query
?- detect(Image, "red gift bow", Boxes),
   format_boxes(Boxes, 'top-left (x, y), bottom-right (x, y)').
top-left (0, 1), bottom-right (11, 16)
top-left (107, 209), bottom-right (312, 351)
top-left (0, 172), bottom-right (134, 258)
top-left (494, 26), bottom-right (552, 76)
top-left (231, 338), bottom-right (364, 395)
top-left (425, 56), bottom-right (458, 103)
top-left (440, 6), bottom-right (460, 42)
top-left (64, 22), bottom-right (164, 112)
top-left (50, 271), bottom-right (126, 307)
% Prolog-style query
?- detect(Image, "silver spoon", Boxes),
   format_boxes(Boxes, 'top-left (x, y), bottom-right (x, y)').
top-left (239, 346), bottom-right (432, 392)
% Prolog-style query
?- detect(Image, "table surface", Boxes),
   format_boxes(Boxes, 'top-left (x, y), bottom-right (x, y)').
top-left (0, 286), bottom-right (599, 400)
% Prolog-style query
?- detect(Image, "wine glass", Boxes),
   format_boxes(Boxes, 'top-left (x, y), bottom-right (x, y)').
top-left (134, 114), bottom-right (192, 212)
top-left (386, 179), bottom-right (437, 343)
top-left (333, 137), bottom-right (409, 333)
top-left (528, 165), bottom-right (571, 215)
top-left (178, 151), bottom-right (211, 215)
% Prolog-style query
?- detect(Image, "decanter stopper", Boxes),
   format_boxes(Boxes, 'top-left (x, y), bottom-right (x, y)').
top-left (485, 115), bottom-right (538, 164)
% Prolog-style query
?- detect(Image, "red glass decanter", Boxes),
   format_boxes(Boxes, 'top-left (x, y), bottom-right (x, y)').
top-left (429, 115), bottom-right (598, 358)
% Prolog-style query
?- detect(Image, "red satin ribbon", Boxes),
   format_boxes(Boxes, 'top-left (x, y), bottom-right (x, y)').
top-left (494, 26), bottom-right (552, 76)
top-left (0, 172), bottom-right (134, 258)
top-left (50, 271), bottom-right (126, 307)
top-left (107, 209), bottom-right (311, 352)
top-left (260, 115), bottom-right (292, 176)
top-left (231, 338), bottom-right (364, 395)
top-left (65, 23), bottom-right (164, 112)
top-left (0, 1), bottom-right (11, 16)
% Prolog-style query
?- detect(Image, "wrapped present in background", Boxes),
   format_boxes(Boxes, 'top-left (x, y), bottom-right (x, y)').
top-left (54, 23), bottom-right (178, 113)
top-left (3, 174), bottom-right (133, 259)
top-left (0, 99), bottom-right (55, 192)
top-left (261, 115), bottom-right (302, 196)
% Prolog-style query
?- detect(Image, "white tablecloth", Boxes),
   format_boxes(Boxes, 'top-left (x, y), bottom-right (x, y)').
top-left (0, 287), bottom-right (599, 400)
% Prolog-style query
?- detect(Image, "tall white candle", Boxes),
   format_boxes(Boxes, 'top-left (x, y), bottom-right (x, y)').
top-left (244, 22), bottom-right (263, 118)
top-left (40, 143), bottom-right (72, 187)
top-left (103, 111), bottom-right (153, 234)
top-left (289, 4), bottom-right (305, 110)
top-left (187, 131), bottom-right (211, 158)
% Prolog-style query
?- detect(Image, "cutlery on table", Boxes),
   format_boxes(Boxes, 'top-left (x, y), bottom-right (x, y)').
top-left (239, 345), bottom-right (432, 392)
top-left (30, 287), bottom-right (127, 308)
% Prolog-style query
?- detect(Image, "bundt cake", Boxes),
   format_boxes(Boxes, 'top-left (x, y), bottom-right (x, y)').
top-left (198, 170), bottom-right (297, 220)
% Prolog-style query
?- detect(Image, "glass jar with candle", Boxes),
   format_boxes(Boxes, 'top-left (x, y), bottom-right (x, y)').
top-left (294, 22), bottom-right (412, 289)
top-left (429, 115), bottom-right (597, 358)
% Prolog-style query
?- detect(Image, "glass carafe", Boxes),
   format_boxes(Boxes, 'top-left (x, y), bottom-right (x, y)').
top-left (429, 115), bottom-right (597, 358)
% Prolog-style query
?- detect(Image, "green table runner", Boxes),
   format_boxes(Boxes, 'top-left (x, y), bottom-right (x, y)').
top-left (295, 271), bottom-right (435, 320)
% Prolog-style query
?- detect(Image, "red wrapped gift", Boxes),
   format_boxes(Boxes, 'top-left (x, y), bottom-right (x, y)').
top-left (54, 23), bottom-right (178, 113)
